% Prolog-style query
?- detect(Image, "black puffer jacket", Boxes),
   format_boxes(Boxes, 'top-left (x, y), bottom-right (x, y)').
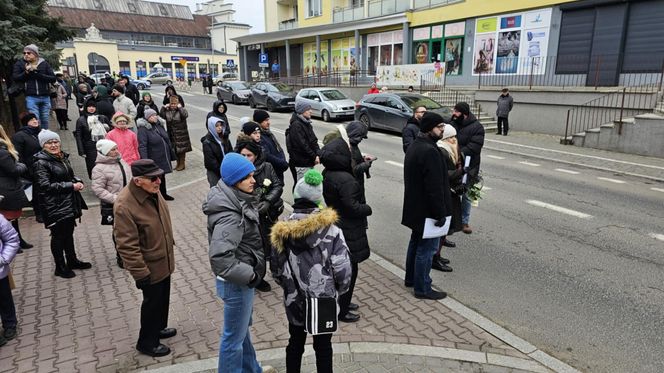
top-left (75, 110), bottom-right (111, 177)
top-left (33, 151), bottom-right (87, 228)
top-left (11, 126), bottom-right (41, 176)
top-left (125, 82), bottom-right (140, 105)
top-left (201, 133), bottom-right (233, 180)
top-left (286, 113), bottom-right (319, 167)
top-left (402, 116), bottom-right (420, 153)
top-left (0, 143), bottom-right (28, 211)
top-left (452, 113), bottom-right (484, 183)
top-left (159, 106), bottom-right (192, 154)
top-left (253, 152), bottom-right (285, 222)
top-left (320, 137), bottom-right (372, 263)
top-left (136, 100), bottom-right (158, 121)
top-left (11, 58), bottom-right (56, 97)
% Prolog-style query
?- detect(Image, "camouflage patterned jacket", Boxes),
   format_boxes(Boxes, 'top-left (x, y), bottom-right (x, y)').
top-left (270, 203), bottom-right (352, 326)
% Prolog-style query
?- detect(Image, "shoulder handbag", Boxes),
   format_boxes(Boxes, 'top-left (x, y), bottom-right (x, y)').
top-left (286, 254), bottom-right (338, 335)
top-left (101, 162), bottom-right (128, 225)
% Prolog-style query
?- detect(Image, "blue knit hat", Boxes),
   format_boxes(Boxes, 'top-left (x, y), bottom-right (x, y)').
top-left (221, 153), bottom-right (255, 186)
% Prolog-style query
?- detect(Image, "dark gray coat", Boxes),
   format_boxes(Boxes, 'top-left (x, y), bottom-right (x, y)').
top-left (496, 94), bottom-right (513, 118)
top-left (203, 181), bottom-right (265, 287)
top-left (136, 118), bottom-right (174, 174)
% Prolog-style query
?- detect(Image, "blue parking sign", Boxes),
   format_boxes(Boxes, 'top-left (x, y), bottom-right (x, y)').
top-left (259, 53), bottom-right (268, 64)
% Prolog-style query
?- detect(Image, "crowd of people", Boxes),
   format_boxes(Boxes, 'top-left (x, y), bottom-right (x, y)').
top-left (1, 43), bottom-right (491, 372)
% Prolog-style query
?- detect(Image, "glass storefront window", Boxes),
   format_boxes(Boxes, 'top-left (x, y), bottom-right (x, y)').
top-left (187, 63), bottom-right (196, 80)
top-left (136, 62), bottom-right (147, 78)
top-left (119, 61), bottom-right (131, 77)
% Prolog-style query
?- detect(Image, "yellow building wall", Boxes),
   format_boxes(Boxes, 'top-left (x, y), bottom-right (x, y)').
top-left (298, 0), bottom-right (332, 27)
top-left (264, 0), bottom-right (280, 32)
top-left (69, 41), bottom-right (120, 75)
top-left (410, 0), bottom-right (578, 26)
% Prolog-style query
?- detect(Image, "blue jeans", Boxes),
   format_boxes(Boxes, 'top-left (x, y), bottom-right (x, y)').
top-left (25, 95), bottom-right (51, 129)
top-left (461, 192), bottom-right (472, 225)
top-left (216, 278), bottom-right (262, 373)
top-left (405, 232), bottom-right (441, 295)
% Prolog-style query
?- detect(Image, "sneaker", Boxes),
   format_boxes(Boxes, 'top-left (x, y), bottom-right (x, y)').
top-left (462, 224), bottom-right (473, 234)
top-left (414, 290), bottom-right (448, 300)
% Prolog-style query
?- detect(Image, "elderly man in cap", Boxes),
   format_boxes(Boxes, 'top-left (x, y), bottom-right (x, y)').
top-left (450, 102), bottom-right (484, 234)
top-left (114, 159), bottom-right (176, 357)
top-left (12, 44), bottom-right (56, 129)
top-left (402, 112), bottom-right (451, 300)
top-left (285, 101), bottom-right (320, 186)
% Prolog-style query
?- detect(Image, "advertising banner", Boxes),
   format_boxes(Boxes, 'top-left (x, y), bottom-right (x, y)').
top-left (473, 34), bottom-right (495, 74)
top-left (520, 28), bottom-right (549, 74)
top-left (476, 17), bottom-right (497, 33)
top-left (445, 22), bottom-right (465, 37)
top-left (496, 31), bottom-right (521, 74)
top-left (376, 63), bottom-right (440, 86)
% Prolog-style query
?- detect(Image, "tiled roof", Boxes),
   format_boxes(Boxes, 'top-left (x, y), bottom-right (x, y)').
top-left (47, 6), bottom-right (211, 37)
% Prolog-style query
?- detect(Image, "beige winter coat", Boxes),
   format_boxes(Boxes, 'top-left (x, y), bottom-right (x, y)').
top-left (91, 153), bottom-right (132, 204)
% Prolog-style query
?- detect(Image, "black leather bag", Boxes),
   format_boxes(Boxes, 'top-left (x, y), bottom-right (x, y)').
top-left (100, 202), bottom-right (114, 225)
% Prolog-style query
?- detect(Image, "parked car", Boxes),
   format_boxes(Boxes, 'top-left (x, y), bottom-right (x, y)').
top-left (123, 75), bottom-right (151, 90)
top-left (144, 72), bottom-right (173, 85)
top-left (295, 88), bottom-right (356, 122)
top-left (248, 82), bottom-right (296, 112)
top-left (89, 72), bottom-right (109, 84)
top-left (216, 81), bottom-right (252, 104)
top-left (354, 93), bottom-right (452, 133)
top-left (213, 72), bottom-right (239, 86)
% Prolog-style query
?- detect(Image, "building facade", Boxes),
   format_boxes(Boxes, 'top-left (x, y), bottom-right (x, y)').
top-left (48, 0), bottom-right (250, 80)
top-left (236, 0), bottom-right (664, 87)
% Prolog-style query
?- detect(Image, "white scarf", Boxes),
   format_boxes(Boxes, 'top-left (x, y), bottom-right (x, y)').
top-left (88, 115), bottom-right (109, 142)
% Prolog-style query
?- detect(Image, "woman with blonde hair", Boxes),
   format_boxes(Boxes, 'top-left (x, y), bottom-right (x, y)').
top-left (433, 125), bottom-right (465, 272)
top-left (0, 125), bottom-right (29, 252)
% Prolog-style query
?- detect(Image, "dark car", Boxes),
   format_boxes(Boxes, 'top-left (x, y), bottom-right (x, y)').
top-left (248, 82), bottom-right (296, 112)
top-left (354, 93), bottom-right (452, 133)
top-left (216, 81), bottom-right (252, 104)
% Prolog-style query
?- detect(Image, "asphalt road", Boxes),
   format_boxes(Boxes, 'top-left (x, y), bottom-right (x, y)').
top-left (152, 89), bottom-right (664, 373)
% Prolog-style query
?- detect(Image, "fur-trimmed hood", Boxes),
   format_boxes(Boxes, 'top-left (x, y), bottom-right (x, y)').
top-left (136, 117), bottom-right (166, 130)
top-left (270, 207), bottom-right (338, 252)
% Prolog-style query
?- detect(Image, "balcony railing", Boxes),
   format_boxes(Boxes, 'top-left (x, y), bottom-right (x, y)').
top-left (367, 0), bottom-right (409, 18)
top-left (413, 0), bottom-right (464, 9)
top-left (333, 5), bottom-right (365, 23)
top-left (278, 19), bottom-right (298, 31)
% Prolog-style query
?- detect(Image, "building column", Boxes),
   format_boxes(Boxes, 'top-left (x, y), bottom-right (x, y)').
top-left (402, 21), bottom-right (411, 65)
top-left (240, 45), bottom-right (248, 81)
top-left (354, 29), bottom-right (360, 73)
top-left (285, 39), bottom-right (291, 77)
top-left (316, 35), bottom-right (321, 75)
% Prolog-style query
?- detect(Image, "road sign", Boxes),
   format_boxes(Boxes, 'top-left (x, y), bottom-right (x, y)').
top-left (226, 59), bottom-right (235, 68)
top-left (259, 53), bottom-right (269, 68)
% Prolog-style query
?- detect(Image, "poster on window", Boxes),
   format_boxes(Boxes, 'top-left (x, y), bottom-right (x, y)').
top-left (496, 31), bottom-right (520, 74)
top-left (520, 28), bottom-right (549, 74)
top-left (473, 34), bottom-right (495, 74)
top-left (414, 41), bottom-right (429, 64)
top-left (445, 38), bottom-right (462, 75)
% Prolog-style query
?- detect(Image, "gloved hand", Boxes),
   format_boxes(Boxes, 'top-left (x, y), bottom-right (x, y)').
top-left (258, 201), bottom-right (270, 215)
top-left (14, 162), bottom-right (28, 176)
top-left (135, 276), bottom-right (151, 289)
top-left (434, 218), bottom-right (446, 227)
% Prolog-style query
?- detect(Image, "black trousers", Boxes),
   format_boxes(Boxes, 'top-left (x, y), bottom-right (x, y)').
top-left (286, 323), bottom-right (333, 373)
top-left (159, 175), bottom-right (168, 197)
top-left (137, 276), bottom-right (171, 349)
top-left (338, 260), bottom-right (358, 316)
top-left (55, 109), bottom-right (68, 129)
top-left (497, 116), bottom-right (509, 134)
top-left (0, 276), bottom-right (17, 330)
top-left (49, 218), bottom-right (77, 266)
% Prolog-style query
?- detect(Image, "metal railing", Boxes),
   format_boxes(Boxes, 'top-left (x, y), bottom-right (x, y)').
top-left (413, 0), bottom-right (464, 9)
top-left (278, 19), bottom-right (298, 31)
top-left (425, 87), bottom-right (482, 115)
top-left (563, 86), bottom-right (662, 142)
top-left (470, 54), bottom-right (664, 90)
top-left (277, 69), bottom-right (374, 88)
top-left (367, 0), bottom-right (409, 17)
top-left (332, 5), bottom-right (365, 23)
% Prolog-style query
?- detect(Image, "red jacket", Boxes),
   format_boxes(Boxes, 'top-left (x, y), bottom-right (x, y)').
top-left (368, 88), bottom-right (380, 94)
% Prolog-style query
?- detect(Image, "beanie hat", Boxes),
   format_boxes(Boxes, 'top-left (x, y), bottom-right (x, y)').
top-left (85, 98), bottom-right (97, 108)
top-left (293, 169), bottom-right (324, 205)
top-left (112, 84), bottom-right (125, 94)
top-left (23, 44), bottom-right (39, 56)
top-left (38, 130), bottom-right (60, 147)
top-left (419, 112), bottom-right (445, 133)
top-left (144, 108), bottom-right (158, 120)
top-left (253, 109), bottom-right (270, 124)
top-left (235, 138), bottom-right (262, 157)
top-left (112, 111), bottom-right (130, 125)
top-left (20, 112), bottom-right (38, 126)
top-left (221, 153), bottom-right (256, 186)
top-left (96, 139), bottom-right (117, 156)
top-left (295, 101), bottom-right (312, 114)
top-left (454, 102), bottom-right (470, 116)
top-left (442, 125), bottom-right (457, 140)
top-left (242, 121), bottom-right (260, 135)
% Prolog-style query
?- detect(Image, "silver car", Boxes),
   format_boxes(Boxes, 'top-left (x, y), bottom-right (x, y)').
top-left (144, 72), bottom-right (173, 85)
top-left (295, 88), bottom-right (356, 122)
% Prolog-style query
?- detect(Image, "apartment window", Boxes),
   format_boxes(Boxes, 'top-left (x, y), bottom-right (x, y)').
top-left (307, 0), bottom-right (322, 17)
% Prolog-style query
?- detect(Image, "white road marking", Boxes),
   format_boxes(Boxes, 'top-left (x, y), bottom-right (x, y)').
top-left (487, 139), bottom-right (664, 171)
top-left (179, 92), bottom-right (194, 97)
top-left (597, 177), bottom-right (626, 184)
top-left (483, 186), bottom-right (492, 190)
top-left (385, 161), bottom-right (404, 168)
top-left (555, 168), bottom-right (580, 175)
top-left (649, 233), bottom-right (664, 242)
top-left (487, 155), bottom-right (506, 160)
top-left (650, 187), bottom-right (664, 193)
top-left (526, 200), bottom-right (593, 219)
top-left (519, 161), bottom-right (540, 167)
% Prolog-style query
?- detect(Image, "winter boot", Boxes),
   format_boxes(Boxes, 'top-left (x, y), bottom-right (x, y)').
top-left (54, 257), bottom-right (75, 278)
top-left (65, 247), bottom-right (92, 270)
top-left (175, 154), bottom-right (185, 171)
top-left (12, 220), bottom-right (33, 249)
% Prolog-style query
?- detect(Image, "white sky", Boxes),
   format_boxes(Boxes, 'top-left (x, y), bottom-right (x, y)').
top-left (146, 0), bottom-right (265, 33)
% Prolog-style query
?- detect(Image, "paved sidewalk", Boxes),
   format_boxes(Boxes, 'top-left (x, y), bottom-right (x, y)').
top-left (0, 178), bottom-right (577, 373)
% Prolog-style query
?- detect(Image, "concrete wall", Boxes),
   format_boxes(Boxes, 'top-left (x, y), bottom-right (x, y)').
top-left (612, 114), bottom-right (664, 158)
top-left (473, 88), bottom-right (659, 136)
